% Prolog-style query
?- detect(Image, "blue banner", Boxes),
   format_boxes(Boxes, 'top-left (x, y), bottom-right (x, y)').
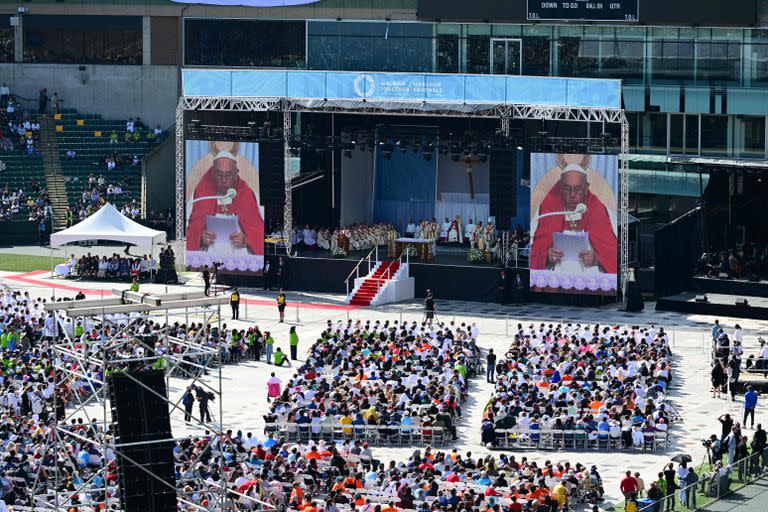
top-left (183, 69), bottom-right (622, 110)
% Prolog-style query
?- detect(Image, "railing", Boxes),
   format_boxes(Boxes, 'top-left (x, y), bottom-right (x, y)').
top-left (490, 427), bottom-right (669, 452)
top-left (265, 421), bottom-right (449, 446)
top-left (636, 450), bottom-right (766, 512)
top-left (344, 245), bottom-right (378, 297)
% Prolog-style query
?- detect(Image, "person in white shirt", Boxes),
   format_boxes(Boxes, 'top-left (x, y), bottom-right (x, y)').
top-left (126, 118), bottom-right (135, 133)
top-left (440, 217), bottom-right (450, 242)
top-left (0, 83), bottom-right (9, 107)
top-left (405, 219), bottom-right (416, 238)
top-left (464, 218), bottom-right (475, 241)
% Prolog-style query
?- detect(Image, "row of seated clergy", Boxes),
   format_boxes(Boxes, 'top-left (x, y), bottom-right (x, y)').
top-left (320, 224), bottom-right (399, 252)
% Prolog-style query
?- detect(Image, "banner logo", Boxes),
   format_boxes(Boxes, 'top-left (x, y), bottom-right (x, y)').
top-left (353, 74), bottom-right (376, 98)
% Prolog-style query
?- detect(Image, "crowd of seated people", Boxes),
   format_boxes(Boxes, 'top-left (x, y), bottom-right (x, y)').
top-left (274, 224), bottom-right (400, 253)
top-left (108, 117), bottom-right (164, 145)
top-left (0, 181), bottom-right (50, 222)
top-left (482, 323), bottom-right (674, 451)
top-left (696, 246), bottom-right (768, 280)
top-left (65, 173), bottom-right (139, 222)
top-left (0, 285), bottom-right (611, 511)
top-left (1, 101), bottom-right (42, 157)
top-left (174, 433), bottom-right (605, 511)
top-left (68, 252), bottom-right (157, 281)
top-left (264, 319), bottom-right (481, 445)
top-left (0, 288), bottom-right (292, 510)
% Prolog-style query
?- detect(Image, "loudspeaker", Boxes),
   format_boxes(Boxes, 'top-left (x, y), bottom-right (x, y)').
top-left (695, 294), bottom-right (709, 303)
top-left (489, 150), bottom-right (516, 230)
top-left (624, 281), bottom-right (644, 312)
top-left (109, 371), bottom-right (176, 512)
top-left (735, 298), bottom-right (749, 307)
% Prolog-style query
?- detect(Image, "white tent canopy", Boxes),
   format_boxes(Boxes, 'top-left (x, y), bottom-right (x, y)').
top-left (50, 203), bottom-right (166, 249)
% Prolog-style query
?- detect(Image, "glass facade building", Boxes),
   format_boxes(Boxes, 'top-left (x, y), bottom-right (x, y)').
top-left (183, 19), bottom-right (768, 160)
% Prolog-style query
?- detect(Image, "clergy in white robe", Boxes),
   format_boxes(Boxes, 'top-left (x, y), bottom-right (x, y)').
top-left (440, 217), bottom-right (450, 242)
top-left (464, 219), bottom-right (475, 242)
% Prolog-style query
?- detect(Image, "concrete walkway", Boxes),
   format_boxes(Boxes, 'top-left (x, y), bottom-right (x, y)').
top-left (698, 478), bottom-right (768, 512)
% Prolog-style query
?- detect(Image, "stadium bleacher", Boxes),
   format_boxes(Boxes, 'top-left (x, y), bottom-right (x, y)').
top-left (53, 110), bottom-right (160, 210)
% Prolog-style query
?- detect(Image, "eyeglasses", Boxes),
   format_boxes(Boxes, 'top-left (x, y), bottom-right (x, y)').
top-left (213, 170), bottom-right (237, 179)
top-left (561, 185), bottom-right (586, 195)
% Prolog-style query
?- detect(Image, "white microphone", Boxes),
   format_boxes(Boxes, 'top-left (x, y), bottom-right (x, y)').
top-left (535, 203), bottom-right (587, 222)
top-left (190, 188), bottom-right (237, 206)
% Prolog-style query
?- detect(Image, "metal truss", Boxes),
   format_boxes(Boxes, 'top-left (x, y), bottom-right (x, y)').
top-left (283, 111), bottom-right (293, 255)
top-left (175, 98), bottom-right (185, 242)
top-left (37, 302), bottom-right (244, 512)
top-left (619, 114), bottom-right (630, 306)
top-left (175, 95), bottom-right (630, 305)
top-left (181, 96), bottom-right (283, 112)
top-left (510, 104), bottom-right (625, 123)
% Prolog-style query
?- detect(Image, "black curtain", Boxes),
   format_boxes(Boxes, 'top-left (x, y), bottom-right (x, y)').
top-left (655, 206), bottom-right (706, 296)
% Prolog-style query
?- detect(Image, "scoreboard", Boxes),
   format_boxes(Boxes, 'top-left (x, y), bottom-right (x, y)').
top-left (527, 0), bottom-right (639, 22)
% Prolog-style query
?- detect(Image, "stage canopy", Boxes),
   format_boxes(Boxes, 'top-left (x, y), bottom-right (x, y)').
top-left (182, 69), bottom-right (622, 112)
top-left (50, 203), bottom-right (167, 249)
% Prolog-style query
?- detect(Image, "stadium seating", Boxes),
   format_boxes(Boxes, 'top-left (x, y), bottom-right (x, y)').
top-left (53, 110), bottom-right (159, 207)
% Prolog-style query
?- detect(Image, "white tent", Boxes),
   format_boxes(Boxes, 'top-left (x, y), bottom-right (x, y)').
top-left (50, 203), bottom-right (166, 248)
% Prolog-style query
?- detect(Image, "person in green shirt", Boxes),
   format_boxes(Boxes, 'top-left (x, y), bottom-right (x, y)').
top-left (289, 326), bottom-right (299, 361)
top-left (273, 347), bottom-right (290, 367)
top-left (130, 278), bottom-right (139, 292)
top-left (74, 322), bottom-right (84, 338)
top-left (264, 331), bottom-right (274, 364)
top-left (153, 354), bottom-right (165, 370)
top-left (454, 359), bottom-right (467, 380)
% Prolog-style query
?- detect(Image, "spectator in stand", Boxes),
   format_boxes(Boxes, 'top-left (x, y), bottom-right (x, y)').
top-left (38, 88), bottom-right (48, 114)
top-left (0, 83), bottom-right (9, 107)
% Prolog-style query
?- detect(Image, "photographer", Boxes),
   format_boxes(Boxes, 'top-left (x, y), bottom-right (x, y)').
top-left (703, 434), bottom-right (723, 465)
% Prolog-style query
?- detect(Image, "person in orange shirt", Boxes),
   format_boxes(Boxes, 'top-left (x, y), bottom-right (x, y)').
top-left (302, 501), bottom-right (318, 512)
top-left (331, 477), bottom-right (346, 493)
top-left (380, 501), bottom-right (399, 512)
top-left (306, 447), bottom-right (321, 460)
top-left (289, 482), bottom-right (304, 504)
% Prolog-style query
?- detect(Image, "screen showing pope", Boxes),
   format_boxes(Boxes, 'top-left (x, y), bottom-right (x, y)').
top-left (529, 153), bottom-right (617, 294)
top-left (185, 140), bottom-right (264, 274)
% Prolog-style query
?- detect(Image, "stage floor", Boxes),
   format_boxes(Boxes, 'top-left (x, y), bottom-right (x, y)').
top-left (656, 291), bottom-right (768, 320)
top-left (292, 244), bottom-right (502, 268)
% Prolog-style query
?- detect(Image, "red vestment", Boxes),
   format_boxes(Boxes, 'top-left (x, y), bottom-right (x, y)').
top-left (186, 168), bottom-right (264, 255)
top-left (530, 185), bottom-right (616, 273)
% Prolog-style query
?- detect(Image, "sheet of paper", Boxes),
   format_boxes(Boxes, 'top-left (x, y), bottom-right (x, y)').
top-left (206, 214), bottom-right (240, 241)
top-left (552, 231), bottom-right (590, 262)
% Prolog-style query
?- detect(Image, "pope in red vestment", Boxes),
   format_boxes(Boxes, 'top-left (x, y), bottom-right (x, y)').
top-left (530, 167), bottom-right (617, 273)
top-left (186, 152), bottom-right (264, 256)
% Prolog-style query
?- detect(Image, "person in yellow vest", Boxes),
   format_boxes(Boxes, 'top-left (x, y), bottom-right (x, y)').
top-left (230, 287), bottom-right (240, 320)
top-left (276, 289), bottom-right (286, 323)
top-left (130, 278), bottom-right (139, 292)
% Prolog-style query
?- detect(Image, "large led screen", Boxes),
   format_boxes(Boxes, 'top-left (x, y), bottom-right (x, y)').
top-left (185, 140), bottom-right (264, 274)
top-left (529, 153), bottom-right (617, 295)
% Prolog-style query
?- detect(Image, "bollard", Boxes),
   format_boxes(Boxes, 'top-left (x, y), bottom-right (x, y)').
top-left (295, 304), bottom-right (300, 324)
top-left (399, 311), bottom-right (402, 324)
top-left (346, 309), bottom-right (350, 321)
top-left (505, 315), bottom-right (509, 337)
top-left (244, 299), bottom-right (248, 320)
